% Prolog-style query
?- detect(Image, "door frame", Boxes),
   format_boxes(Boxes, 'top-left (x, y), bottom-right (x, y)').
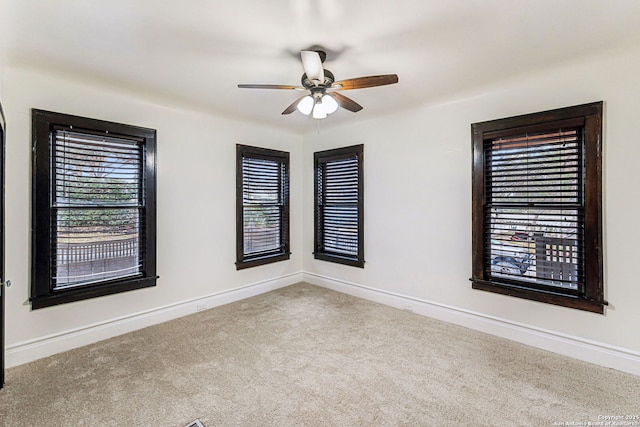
top-left (0, 101), bottom-right (5, 388)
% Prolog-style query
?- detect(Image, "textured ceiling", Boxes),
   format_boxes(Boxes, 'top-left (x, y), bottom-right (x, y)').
top-left (3, 0), bottom-right (640, 133)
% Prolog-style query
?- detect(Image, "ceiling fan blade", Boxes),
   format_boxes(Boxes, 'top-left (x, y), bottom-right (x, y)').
top-left (301, 50), bottom-right (325, 82)
top-left (329, 92), bottom-right (363, 112)
top-left (238, 84), bottom-right (304, 90)
top-left (281, 95), bottom-right (309, 115)
top-left (332, 74), bottom-right (399, 90)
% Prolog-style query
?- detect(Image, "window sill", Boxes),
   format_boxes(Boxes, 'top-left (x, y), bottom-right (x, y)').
top-left (314, 252), bottom-right (365, 268)
top-left (470, 278), bottom-right (607, 314)
top-left (235, 252), bottom-right (291, 270)
top-left (31, 275), bottom-right (159, 309)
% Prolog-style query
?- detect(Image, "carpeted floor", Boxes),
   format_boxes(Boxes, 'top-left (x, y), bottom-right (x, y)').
top-left (0, 283), bottom-right (638, 426)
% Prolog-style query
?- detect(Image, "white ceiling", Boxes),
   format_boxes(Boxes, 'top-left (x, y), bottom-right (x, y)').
top-left (3, 0), bottom-right (640, 133)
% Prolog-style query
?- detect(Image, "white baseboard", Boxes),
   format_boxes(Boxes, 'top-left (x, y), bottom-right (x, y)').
top-left (303, 272), bottom-right (640, 377)
top-left (7, 271), bottom-right (640, 377)
top-left (5, 272), bottom-right (303, 368)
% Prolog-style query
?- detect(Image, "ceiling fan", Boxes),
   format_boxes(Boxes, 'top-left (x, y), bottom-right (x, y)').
top-left (238, 49), bottom-right (399, 119)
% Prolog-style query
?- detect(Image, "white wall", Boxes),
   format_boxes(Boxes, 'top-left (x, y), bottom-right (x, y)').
top-left (303, 46), bottom-right (640, 355)
top-left (2, 65), bottom-right (304, 364)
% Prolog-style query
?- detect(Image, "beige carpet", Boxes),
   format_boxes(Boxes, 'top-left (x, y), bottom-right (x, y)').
top-left (0, 283), bottom-right (638, 426)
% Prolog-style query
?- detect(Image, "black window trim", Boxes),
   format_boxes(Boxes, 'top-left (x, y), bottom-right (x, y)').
top-left (235, 144), bottom-right (291, 270)
top-left (470, 102), bottom-right (606, 314)
top-left (314, 144), bottom-right (365, 268)
top-left (31, 109), bottom-right (158, 309)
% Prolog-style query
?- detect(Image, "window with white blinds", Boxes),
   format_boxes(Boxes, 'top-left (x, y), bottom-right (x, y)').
top-left (314, 145), bottom-right (364, 268)
top-left (236, 145), bottom-right (290, 269)
top-left (32, 110), bottom-right (157, 309)
top-left (471, 102), bottom-right (605, 313)
top-left (53, 130), bottom-right (144, 289)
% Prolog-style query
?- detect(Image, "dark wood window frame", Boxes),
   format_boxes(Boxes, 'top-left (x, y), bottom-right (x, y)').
top-left (471, 102), bottom-right (605, 313)
top-left (235, 144), bottom-right (290, 270)
top-left (314, 144), bottom-right (365, 268)
top-left (31, 110), bottom-right (158, 309)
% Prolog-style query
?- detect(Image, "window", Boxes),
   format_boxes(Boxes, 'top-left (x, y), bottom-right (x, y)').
top-left (32, 110), bottom-right (157, 309)
top-left (236, 145), bottom-right (290, 269)
top-left (314, 144), bottom-right (364, 268)
top-left (471, 102), bottom-right (605, 313)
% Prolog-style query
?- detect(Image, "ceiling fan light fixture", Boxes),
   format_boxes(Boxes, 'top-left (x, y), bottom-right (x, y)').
top-left (312, 103), bottom-right (328, 119)
top-left (321, 94), bottom-right (339, 114)
top-left (297, 95), bottom-right (314, 115)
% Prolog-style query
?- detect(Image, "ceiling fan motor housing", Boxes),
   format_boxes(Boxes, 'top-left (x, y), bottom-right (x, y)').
top-left (301, 69), bottom-right (335, 91)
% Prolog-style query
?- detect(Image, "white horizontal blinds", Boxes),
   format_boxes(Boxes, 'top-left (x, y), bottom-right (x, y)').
top-left (242, 156), bottom-right (285, 257)
top-left (52, 129), bottom-right (144, 289)
top-left (319, 156), bottom-right (359, 256)
top-left (485, 128), bottom-right (584, 290)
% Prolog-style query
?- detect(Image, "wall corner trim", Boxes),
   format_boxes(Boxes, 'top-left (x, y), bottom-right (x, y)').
top-left (303, 272), bottom-right (640, 377)
top-left (5, 272), bottom-right (304, 368)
